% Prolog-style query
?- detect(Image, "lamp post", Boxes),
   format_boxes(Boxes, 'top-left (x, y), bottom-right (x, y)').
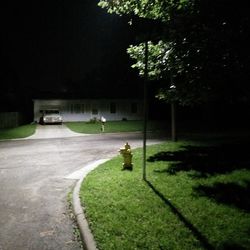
top-left (128, 16), bottom-right (163, 180)
top-left (142, 40), bottom-right (148, 181)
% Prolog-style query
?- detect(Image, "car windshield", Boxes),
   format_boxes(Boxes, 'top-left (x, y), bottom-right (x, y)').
top-left (44, 110), bottom-right (59, 114)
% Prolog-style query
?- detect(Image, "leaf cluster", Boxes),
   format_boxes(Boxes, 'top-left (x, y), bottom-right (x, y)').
top-left (98, 0), bottom-right (191, 22)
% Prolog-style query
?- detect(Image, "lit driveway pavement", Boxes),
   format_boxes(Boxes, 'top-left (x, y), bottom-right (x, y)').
top-left (0, 125), bottom-right (164, 250)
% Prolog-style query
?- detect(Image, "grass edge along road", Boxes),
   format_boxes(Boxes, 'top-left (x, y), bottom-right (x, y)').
top-left (0, 121), bottom-right (166, 140)
top-left (0, 124), bottom-right (36, 140)
top-left (80, 139), bottom-right (250, 250)
top-left (65, 120), bottom-right (166, 134)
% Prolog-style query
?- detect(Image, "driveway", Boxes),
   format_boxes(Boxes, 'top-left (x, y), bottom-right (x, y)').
top-left (26, 124), bottom-right (88, 139)
top-left (0, 125), bottom-right (164, 250)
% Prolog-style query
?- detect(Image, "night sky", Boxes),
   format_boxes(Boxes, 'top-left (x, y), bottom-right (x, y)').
top-left (0, 0), bottom-right (142, 108)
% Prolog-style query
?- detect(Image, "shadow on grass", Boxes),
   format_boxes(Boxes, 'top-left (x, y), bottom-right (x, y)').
top-left (147, 142), bottom-right (250, 177)
top-left (218, 241), bottom-right (248, 250)
top-left (145, 180), bottom-right (214, 250)
top-left (193, 181), bottom-right (250, 212)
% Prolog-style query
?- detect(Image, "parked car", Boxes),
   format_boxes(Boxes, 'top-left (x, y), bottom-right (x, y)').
top-left (40, 109), bottom-right (63, 125)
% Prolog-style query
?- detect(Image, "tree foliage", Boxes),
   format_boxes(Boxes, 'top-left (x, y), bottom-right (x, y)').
top-left (98, 0), bottom-right (250, 106)
top-left (98, 0), bottom-right (192, 22)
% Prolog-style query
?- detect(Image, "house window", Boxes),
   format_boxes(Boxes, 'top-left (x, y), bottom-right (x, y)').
top-left (110, 102), bottom-right (116, 113)
top-left (70, 104), bottom-right (74, 113)
top-left (74, 104), bottom-right (81, 113)
top-left (92, 109), bottom-right (98, 115)
top-left (131, 102), bottom-right (138, 113)
top-left (70, 104), bottom-right (84, 113)
top-left (81, 104), bottom-right (85, 113)
top-left (61, 106), bottom-right (67, 112)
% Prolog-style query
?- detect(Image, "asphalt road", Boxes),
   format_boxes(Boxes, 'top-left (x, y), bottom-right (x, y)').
top-left (0, 125), bottom-right (164, 250)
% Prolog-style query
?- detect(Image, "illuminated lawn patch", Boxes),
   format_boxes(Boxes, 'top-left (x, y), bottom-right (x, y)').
top-left (0, 124), bottom-right (36, 140)
top-left (80, 139), bottom-right (250, 249)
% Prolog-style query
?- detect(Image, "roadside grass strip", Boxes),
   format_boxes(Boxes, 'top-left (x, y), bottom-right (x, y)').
top-left (80, 140), bottom-right (250, 250)
top-left (65, 120), bottom-right (166, 134)
top-left (0, 124), bottom-right (36, 140)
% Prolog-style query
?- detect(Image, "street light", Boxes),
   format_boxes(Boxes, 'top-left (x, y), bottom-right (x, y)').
top-left (142, 40), bottom-right (148, 181)
top-left (128, 16), bottom-right (163, 181)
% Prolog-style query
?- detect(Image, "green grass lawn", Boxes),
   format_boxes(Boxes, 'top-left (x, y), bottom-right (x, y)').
top-left (0, 124), bottom-right (36, 140)
top-left (65, 120), bottom-right (167, 134)
top-left (80, 137), bottom-right (250, 250)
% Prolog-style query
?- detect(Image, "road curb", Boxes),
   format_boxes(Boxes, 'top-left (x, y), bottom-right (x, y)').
top-left (72, 159), bottom-right (109, 250)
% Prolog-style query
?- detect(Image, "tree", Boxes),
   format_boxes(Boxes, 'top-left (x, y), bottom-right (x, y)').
top-left (98, 0), bottom-right (250, 107)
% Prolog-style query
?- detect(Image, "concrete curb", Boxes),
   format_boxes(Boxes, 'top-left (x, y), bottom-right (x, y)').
top-left (71, 159), bottom-right (109, 250)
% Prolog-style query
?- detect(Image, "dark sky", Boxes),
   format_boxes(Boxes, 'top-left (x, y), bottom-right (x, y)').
top-left (0, 0), bottom-right (140, 101)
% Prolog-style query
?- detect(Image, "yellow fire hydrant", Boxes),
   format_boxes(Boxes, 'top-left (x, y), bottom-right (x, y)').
top-left (119, 142), bottom-right (133, 170)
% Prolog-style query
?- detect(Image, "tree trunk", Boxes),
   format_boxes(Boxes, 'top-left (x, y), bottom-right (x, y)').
top-left (171, 102), bottom-right (177, 141)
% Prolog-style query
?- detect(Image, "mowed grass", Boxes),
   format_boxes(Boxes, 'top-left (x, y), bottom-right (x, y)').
top-left (0, 124), bottom-right (36, 140)
top-left (65, 120), bottom-right (167, 134)
top-left (80, 138), bottom-right (250, 250)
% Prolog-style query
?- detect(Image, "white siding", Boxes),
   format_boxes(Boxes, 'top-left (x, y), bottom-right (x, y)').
top-left (33, 99), bottom-right (143, 122)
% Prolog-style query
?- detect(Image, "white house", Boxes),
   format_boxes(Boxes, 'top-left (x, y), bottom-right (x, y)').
top-left (33, 99), bottom-right (143, 122)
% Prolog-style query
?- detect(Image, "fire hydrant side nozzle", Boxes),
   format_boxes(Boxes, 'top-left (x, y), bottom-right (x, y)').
top-left (119, 142), bottom-right (133, 171)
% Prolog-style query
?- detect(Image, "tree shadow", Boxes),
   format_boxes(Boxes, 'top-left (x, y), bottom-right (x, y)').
top-left (193, 181), bottom-right (250, 212)
top-left (145, 180), bottom-right (214, 250)
top-left (217, 241), bottom-right (249, 250)
top-left (146, 180), bottom-right (250, 250)
top-left (147, 142), bottom-right (250, 177)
